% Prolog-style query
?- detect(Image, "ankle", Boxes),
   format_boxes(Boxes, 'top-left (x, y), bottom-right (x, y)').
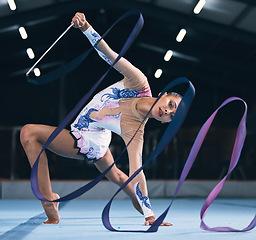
top-left (41, 193), bottom-right (59, 202)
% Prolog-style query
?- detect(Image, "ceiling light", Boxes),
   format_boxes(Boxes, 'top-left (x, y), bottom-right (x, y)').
top-left (34, 68), bottom-right (41, 77)
top-left (7, 0), bottom-right (16, 11)
top-left (176, 29), bottom-right (186, 43)
top-left (193, 0), bottom-right (206, 14)
top-left (154, 69), bottom-right (163, 79)
top-left (26, 48), bottom-right (35, 59)
top-left (164, 50), bottom-right (173, 61)
top-left (18, 27), bottom-right (28, 39)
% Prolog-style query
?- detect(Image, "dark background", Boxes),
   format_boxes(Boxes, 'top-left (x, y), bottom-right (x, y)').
top-left (0, 0), bottom-right (256, 180)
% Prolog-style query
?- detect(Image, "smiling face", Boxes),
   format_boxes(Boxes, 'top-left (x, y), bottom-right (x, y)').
top-left (151, 92), bottom-right (182, 123)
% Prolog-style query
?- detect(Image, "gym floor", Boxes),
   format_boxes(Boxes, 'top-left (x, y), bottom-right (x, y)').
top-left (0, 198), bottom-right (255, 240)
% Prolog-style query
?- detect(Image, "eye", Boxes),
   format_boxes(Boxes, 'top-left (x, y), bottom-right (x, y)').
top-left (169, 101), bottom-right (174, 109)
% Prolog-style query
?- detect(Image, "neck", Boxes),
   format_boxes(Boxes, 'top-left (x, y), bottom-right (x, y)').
top-left (136, 97), bottom-right (156, 118)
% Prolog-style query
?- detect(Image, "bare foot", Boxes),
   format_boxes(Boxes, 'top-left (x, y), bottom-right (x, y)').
top-left (145, 215), bottom-right (173, 226)
top-left (41, 193), bottom-right (60, 224)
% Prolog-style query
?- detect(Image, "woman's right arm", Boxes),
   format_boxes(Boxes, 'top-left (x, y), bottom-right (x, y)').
top-left (72, 12), bottom-right (146, 83)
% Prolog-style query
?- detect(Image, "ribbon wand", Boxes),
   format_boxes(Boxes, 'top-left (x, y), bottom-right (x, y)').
top-left (26, 23), bottom-right (74, 76)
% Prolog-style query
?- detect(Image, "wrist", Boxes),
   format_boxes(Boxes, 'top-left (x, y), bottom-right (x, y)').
top-left (79, 22), bottom-right (91, 32)
top-left (82, 26), bottom-right (101, 46)
top-left (134, 182), bottom-right (155, 219)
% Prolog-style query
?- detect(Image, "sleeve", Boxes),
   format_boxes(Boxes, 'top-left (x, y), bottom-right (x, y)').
top-left (122, 125), bottom-right (154, 219)
top-left (82, 26), bottom-right (148, 90)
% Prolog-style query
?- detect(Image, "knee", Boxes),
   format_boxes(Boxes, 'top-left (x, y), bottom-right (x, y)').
top-left (20, 124), bottom-right (38, 148)
top-left (106, 166), bottom-right (128, 185)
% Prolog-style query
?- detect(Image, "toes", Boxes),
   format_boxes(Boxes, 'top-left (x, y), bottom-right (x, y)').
top-left (42, 219), bottom-right (59, 224)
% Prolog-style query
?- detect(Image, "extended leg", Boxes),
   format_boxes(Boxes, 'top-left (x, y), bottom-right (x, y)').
top-left (94, 149), bottom-right (143, 215)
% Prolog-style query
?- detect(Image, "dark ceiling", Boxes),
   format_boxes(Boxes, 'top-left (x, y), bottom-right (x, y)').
top-left (1, 0), bottom-right (256, 127)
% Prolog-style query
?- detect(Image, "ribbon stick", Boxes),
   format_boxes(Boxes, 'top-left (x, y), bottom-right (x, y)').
top-left (26, 23), bottom-right (74, 76)
top-left (27, 10), bottom-right (143, 85)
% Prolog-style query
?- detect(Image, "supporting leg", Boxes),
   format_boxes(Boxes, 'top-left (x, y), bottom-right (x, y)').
top-left (20, 124), bottom-right (84, 224)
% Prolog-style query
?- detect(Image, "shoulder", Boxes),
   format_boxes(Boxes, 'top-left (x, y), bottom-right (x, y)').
top-left (123, 72), bottom-right (149, 90)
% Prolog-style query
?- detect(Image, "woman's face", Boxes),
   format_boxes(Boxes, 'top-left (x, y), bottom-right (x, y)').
top-left (151, 92), bottom-right (181, 123)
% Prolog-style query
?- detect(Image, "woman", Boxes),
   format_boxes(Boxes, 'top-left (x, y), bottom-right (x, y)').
top-left (20, 12), bottom-right (181, 226)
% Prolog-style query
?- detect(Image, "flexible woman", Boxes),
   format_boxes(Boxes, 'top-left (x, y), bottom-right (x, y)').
top-left (20, 12), bottom-right (181, 226)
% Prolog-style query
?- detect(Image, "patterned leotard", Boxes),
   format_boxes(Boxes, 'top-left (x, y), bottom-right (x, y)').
top-left (71, 77), bottom-right (151, 160)
top-left (70, 26), bottom-right (152, 160)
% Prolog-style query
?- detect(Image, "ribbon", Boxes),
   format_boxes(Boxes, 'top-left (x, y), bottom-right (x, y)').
top-left (198, 97), bottom-right (256, 232)
top-left (27, 9), bottom-right (256, 233)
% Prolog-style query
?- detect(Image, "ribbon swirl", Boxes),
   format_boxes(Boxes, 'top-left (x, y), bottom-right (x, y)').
top-left (27, 10), bottom-right (256, 233)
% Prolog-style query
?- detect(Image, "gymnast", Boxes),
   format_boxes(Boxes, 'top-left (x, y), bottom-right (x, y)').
top-left (20, 12), bottom-right (181, 226)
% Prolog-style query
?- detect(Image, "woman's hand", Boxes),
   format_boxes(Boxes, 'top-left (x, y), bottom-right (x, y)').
top-left (145, 215), bottom-right (173, 226)
top-left (71, 12), bottom-right (90, 31)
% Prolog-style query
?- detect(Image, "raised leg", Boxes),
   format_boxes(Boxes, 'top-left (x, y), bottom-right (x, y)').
top-left (20, 124), bottom-right (84, 224)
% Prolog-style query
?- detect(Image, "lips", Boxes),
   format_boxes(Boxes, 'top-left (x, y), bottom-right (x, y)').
top-left (159, 108), bottom-right (163, 117)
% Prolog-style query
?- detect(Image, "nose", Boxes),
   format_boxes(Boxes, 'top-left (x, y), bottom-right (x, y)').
top-left (164, 108), bottom-right (171, 114)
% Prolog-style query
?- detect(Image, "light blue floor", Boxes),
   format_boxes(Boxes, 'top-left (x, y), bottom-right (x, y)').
top-left (0, 198), bottom-right (256, 240)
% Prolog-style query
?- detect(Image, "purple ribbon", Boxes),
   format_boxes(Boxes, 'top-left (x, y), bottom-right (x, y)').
top-left (169, 97), bottom-right (255, 232)
top-left (198, 97), bottom-right (256, 232)
top-left (102, 97), bottom-right (256, 233)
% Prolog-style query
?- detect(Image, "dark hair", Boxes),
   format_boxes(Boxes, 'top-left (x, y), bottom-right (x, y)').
top-left (167, 91), bottom-right (183, 99)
